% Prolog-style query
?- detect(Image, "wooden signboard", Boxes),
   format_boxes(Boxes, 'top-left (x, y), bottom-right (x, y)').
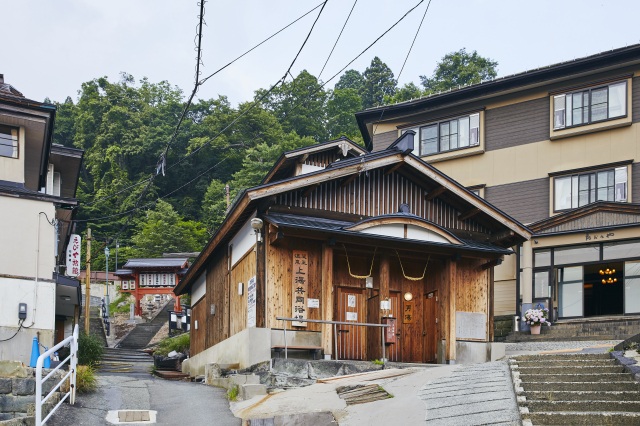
top-left (292, 250), bottom-right (309, 327)
top-left (403, 301), bottom-right (415, 324)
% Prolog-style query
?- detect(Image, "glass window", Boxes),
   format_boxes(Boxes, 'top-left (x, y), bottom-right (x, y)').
top-left (0, 125), bottom-right (18, 158)
top-left (554, 245), bottom-right (599, 265)
top-left (534, 271), bottom-right (550, 298)
top-left (534, 250), bottom-right (551, 267)
top-left (553, 80), bottom-right (627, 130)
top-left (553, 166), bottom-right (628, 211)
top-left (624, 261), bottom-right (640, 313)
top-left (417, 113), bottom-right (480, 156)
top-left (603, 240), bottom-right (640, 260)
top-left (557, 266), bottom-right (583, 317)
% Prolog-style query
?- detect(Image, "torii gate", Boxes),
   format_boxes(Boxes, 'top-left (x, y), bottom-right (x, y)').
top-left (115, 258), bottom-right (188, 316)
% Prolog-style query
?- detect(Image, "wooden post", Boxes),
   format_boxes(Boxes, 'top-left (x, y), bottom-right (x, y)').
top-left (83, 228), bottom-right (91, 334)
top-left (446, 259), bottom-right (457, 363)
top-left (321, 245), bottom-right (333, 358)
top-left (488, 265), bottom-right (495, 342)
top-left (379, 254), bottom-right (390, 311)
top-left (256, 238), bottom-right (266, 328)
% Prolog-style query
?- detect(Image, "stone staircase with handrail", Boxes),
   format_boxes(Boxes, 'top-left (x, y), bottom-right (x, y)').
top-left (510, 352), bottom-right (640, 425)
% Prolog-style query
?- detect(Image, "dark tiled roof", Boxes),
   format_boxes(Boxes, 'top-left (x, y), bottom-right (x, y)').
top-left (122, 258), bottom-right (188, 269)
top-left (264, 212), bottom-right (511, 255)
top-left (0, 83), bottom-right (25, 98)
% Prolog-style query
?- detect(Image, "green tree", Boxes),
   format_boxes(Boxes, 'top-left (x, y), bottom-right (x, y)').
top-left (131, 200), bottom-right (207, 257)
top-left (257, 70), bottom-right (328, 141)
top-left (420, 48), bottom-right (498, 93)
top-left (334, 69), bottom-right (364, 92)
top-left (52, 96), bottom-right (77, 147)
top-left (201, 179), bottom-right (229, 234)
top-left (384, 82), bottom-right (423, 104)
top-left (327, 88), bottom-right (363, 143)
top-left (361, 57), bottom-right (396, 109)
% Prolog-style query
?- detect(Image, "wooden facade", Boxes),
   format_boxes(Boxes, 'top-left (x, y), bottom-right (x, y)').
top-left (176, 136), bottom-right (529, 365)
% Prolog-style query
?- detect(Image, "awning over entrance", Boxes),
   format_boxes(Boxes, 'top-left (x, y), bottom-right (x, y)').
top-left (53, 272), bottom-right (81, 318)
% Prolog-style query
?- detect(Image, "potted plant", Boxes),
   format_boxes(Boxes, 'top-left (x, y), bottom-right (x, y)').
top-left (523, 307), bottom-right (551, 334)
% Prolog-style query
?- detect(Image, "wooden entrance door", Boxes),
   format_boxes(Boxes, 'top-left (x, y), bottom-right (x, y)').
top-left (423, 291), bottom-right (438, 363)
top-left (336, 287), bottom-right (366, 360)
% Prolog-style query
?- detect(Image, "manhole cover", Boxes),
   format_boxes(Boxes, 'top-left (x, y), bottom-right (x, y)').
top-left (106, 410), bottom-right (157, 424)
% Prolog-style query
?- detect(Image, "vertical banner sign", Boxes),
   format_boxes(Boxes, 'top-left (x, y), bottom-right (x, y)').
top-left (66, 234), bottom-right (81, 277)
top-left (292, 250), bottom-right (308, 327)
top-left (247, 276), bottom-right (257, 328)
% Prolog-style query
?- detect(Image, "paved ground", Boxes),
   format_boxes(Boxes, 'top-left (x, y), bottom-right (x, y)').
top-left (49, 373), bottom-right (240, 425)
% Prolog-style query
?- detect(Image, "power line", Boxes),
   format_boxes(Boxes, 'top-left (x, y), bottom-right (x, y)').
top-left (318, 0), bottom-right (358, 79)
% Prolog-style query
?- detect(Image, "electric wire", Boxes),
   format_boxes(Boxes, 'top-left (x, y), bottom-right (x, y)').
top-left (372, 0), bottom-right (432, 137)
top-left (318, 0), bottom-right (358, 79)
top-left (0, 319), bottom-right (24, 342)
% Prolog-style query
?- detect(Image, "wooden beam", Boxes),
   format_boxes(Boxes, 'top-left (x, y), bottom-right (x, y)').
top-left (321, 245), bottom-right (334, 358)
top-left (458, 208), bottom-right (481, 221)
top-left (446, 259), bottom-right (457, 363)
top-left (424, 186), bottom-right (446, 202)
top-left (384, 163), bottom-right (403, 176)
top-left (491, 230), bottom-right (515, 244)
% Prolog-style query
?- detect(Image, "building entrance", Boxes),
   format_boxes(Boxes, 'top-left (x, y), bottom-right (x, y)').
top-left (583, 262), bottom-right (624, 316)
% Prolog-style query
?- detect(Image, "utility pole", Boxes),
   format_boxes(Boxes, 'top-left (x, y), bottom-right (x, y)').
top-left (84, 228), bottom-right (92, 334)
top-left (225, 184), bottom-right (230, 209)
top-left (104, 245), bottom-right (110, 337)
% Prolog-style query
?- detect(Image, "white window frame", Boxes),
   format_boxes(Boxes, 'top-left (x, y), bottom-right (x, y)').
top-left (553, 166), bottom-right (628, 212)
top-left (553, 80), bottom-right (627, 130)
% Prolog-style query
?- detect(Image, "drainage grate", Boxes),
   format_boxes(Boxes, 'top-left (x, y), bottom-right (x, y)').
top-left (106, 410), bottom-right (157, 424)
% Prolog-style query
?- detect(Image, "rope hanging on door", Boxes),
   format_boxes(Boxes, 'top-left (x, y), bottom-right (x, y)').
top-left (342, 244), bottom-right (377, 279)
top-left (395, 250), bottom-right (430, 281)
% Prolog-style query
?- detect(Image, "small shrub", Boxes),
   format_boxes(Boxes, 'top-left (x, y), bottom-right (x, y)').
top-left (110, 292), bottom-right (133, 314)
top-left (227, 384), bottom-right (239, 401)
top-left (371, 359), bottom-right (384, 365)
top-left (154, 333), bottom-right (190, 357)
top-left (78, 332), bottom-right (104, 366)
top-left (76, 365), bottom-right (97, 393)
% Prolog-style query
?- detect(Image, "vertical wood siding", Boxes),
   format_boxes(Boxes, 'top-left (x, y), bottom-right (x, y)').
top-left (265, 239), bottom-right (322, 332)
top-left (371, 130), bottom-right (399, 152)
top-left (206, 249), bottom-right (229, 349)
top-left (190, 299), bottom-right (207, 355)
top-left (229, 251), bottom-right (255, 337)
top-left (633, 77), bottom-right (640, 124)
top-left (275, 169), bottom-right (489, 234)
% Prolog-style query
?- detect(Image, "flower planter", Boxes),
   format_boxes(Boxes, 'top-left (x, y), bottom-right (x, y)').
top-left (530, 324), bottom-right (541, 335)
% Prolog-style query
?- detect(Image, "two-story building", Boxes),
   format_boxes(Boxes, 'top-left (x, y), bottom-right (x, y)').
top-left (0, 75), bottom-right (83, 363)
top-left (355, 44), bottom-right (640, 326)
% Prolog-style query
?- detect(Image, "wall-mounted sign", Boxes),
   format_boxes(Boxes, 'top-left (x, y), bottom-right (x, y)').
top-left (292, 250), bottom-right (308, 327)
top-left (65, 234), bottom-right (81, 277)
top-left (347, 294), bottom-right (356, 307)
top-left (346, 312), bottom-right (357, 321)
top-left (247, 276), bottom-right (256, 328)
top-left (307, 298), bottom-right (319, 308)
top-left (403, 301), bottom-right (415, 324)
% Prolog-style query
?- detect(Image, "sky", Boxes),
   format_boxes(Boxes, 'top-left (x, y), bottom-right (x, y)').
top-left (4, 0), bottom-right (640, 106)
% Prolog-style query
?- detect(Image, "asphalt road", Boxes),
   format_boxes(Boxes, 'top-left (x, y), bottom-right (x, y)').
top-left (49, 373), bottom-right (240, 425)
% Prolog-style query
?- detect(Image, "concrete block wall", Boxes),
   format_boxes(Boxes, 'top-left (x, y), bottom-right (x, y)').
top-left (493, 315), bottom-right (515, 342)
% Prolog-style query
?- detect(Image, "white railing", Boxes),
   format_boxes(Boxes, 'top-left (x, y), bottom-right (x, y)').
top-left (35, 324), bottom-right (79, 426)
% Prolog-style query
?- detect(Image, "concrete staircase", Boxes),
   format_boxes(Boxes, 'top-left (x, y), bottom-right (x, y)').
top-left (117, 302), bottom-right (172, 350)
top-left (510, 353), bottom-right (640, 425)
top-left (79, 306), bottom-right (107, 347)
top-left (506, 317), bottom-right (640, 342)
top-left (97, 347), bottom-right (154, 375)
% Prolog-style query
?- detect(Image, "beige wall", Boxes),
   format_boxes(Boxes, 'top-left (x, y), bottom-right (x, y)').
top-left (0, 197), bottom-right (57, 279)
top-left (0, 126), bottom-right (25, 183)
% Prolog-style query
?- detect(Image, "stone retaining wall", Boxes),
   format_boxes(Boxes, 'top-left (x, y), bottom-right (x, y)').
top-left (493, 315), bottom-right (514, 342)
top-left (0, 361), bottom-right (65, 425)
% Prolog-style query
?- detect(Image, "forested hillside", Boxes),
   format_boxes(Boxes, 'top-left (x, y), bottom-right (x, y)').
top-left (52, 50), bottom-right (496, 270)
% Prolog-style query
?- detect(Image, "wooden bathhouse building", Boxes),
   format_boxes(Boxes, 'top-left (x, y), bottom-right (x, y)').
top-left (174, 135), bottom-right (530, 374)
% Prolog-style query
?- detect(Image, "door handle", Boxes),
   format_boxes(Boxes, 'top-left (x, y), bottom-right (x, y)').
top-left (338, 329), bottom-right (350, 333)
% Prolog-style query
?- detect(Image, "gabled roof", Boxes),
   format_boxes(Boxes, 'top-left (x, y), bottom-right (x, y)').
top-left (122, 258), bottom-right (189, 269)
top-left (261, 136), bottom-right (366, 184)
top-left (529, 202), bottom-right (640, 235)
top-left (355, 43), bottom-right (640, 149)
top-left (175, 133), bottom-right (530, 295)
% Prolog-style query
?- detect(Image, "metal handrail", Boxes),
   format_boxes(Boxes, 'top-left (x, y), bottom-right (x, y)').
top-left (35, 324), bottom-right (79, 425)
top-left (275, 317), bottom-right (389, 366)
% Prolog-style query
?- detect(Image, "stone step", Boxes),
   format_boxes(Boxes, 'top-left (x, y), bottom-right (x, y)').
top-left (525, 400), bottom-right (640, 413)
top-left (522, 391), bottom-right (640, 402)
top-left (515, 359), bottom-right (617, 367)
top-left (516, 365), bottom-right (626, 374)
top-left (525, 411), bottom-right (640, 425)
top-left (513, 353), bottom-right (611, 361)
top-left (519, 373), bottom-right (633, 382)
top-left (522, 381), bottom-right (640, 392)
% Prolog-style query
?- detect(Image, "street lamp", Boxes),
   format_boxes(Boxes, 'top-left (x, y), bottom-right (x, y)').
top-left (104, 246), bottom-right (110, 323)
